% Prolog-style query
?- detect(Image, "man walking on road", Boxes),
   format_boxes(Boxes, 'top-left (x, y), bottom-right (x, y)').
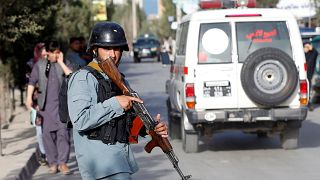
top-left (67, 21), bottom-right (168, 180)
top-left (26, 40), bottom-right (72, 175)
top-left (304, 42), bottom-right (318, 111)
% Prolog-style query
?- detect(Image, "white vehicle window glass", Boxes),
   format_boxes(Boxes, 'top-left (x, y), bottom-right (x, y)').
top-left (198, 23), bottom-right (232, 64)
top-left (136, 39), bottom-right (159, 46)
top-left (177, 22), bottom-right (189, 55)
top-left (237, 21), bottom-right (292, 62)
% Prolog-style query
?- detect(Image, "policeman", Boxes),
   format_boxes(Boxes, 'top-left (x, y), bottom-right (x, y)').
top-left (67, 21), bottom-right (168, 179)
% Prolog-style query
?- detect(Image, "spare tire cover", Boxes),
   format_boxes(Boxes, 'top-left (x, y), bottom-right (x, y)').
top-left (240, 47), bottom-right (298, 106)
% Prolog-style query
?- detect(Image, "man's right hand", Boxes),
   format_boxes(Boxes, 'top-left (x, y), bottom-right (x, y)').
top-left (116, 95), bottom-right (143, 111)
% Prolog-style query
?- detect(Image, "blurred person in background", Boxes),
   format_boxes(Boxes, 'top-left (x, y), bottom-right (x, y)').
top-left (66, 37), bottom-right (87, 67)
top-left (78, 36), bottom-right (92, 63)
top-left (26, 42), bottom-right (48, 166)
top-left (26, 40), bottom-right (73, 175)
top-left (304, 42), bottom-right (318, 111)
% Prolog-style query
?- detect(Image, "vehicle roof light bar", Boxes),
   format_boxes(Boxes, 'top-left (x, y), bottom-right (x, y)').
top-left (199, 0), bottom-right (256, 9)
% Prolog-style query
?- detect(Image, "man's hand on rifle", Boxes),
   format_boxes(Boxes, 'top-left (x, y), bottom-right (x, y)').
top-left (154, 114), bottom-right (168, 138)
top-left (116, 95), bottom-right (143, 111)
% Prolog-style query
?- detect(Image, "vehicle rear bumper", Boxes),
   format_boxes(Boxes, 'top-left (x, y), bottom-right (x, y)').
top-left (185, 107), bottom-right (308, 124)
top-left (134, 51), bottom-right (159, 58)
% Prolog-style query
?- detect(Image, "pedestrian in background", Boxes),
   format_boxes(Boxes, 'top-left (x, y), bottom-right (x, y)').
top-left (26, 42), bottom-right (47, 166)
top-left (26, 40), bottom-right (72, 175)
top-left (78, 36), bottom-right (92, 63)
top-left (304, 42), bottom-right (319, 111)
top-left (67, 21), bottom-right (168, 180)
top-left (66, 37), bottom-right (87, 67)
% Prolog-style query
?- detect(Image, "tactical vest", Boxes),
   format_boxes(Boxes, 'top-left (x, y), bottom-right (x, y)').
top-left (82, 66), bottom-right (135, 144)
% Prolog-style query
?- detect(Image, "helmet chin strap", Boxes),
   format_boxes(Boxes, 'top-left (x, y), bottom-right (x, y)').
top-left (93, 49), bottom-right (98, 59)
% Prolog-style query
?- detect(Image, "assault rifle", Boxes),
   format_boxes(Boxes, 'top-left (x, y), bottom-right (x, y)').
top-left (98, 57), bottom-right (191, 180)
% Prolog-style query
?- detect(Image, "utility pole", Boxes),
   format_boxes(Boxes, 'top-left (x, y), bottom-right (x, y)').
top-left (132, 0), bottom-right (137, 40)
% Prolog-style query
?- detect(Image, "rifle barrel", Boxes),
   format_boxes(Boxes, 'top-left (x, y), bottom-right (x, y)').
top-left (166, 151), bottom-right (192, 180)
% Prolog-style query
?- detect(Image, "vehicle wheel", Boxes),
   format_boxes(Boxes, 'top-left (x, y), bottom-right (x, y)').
top-left (241, 48), bottom-right (298, 107)
top-left (167, 98), bottom-right (181, 139)
top-left (280, 127), bottom-right (299, 150)
top-left (181, 110), bottom-right (199, 153)
top-left (134, 56), bottom-right (140, 63)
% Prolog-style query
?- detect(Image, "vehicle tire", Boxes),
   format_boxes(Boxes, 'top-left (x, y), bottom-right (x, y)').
top-left (134, 56), bottom-right (140, 63)
top-left (167, 98), bottom-right (181, 139)
top-left (241, 48), bottom-right (298, 107)
top-left (181, 109), bottom-right (199, 153)
top-left (280, 127), bottom-right (299, 150)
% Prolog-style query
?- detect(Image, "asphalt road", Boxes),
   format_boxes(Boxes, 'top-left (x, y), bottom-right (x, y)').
top-left (33, 56), bottom-right (320, 180)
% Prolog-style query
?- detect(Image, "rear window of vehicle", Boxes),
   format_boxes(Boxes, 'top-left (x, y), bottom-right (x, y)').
top-left (198, 23), bottom-right (232, 64)
top-left (236, 21), bottom-right (292, 62)
top-left (136, 39), bottom-right (159, 45)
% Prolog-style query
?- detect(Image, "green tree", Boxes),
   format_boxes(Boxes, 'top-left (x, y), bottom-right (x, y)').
top-left (0, 0), bottom-right (93, 105)
top-left (313, 0), bottom-right (320, 26)
top-left (0, 0), bottom-right (59, 64)
top-left (256, 0), bottom-right (278, 8)
top-left (0, 0), bottom-right (60, 106)
top-left (55, 0), bottom-right (93, 49)
top-left (110, 2), bottom-right (147, 45)
top-left (158, 0), bottom-right (176, 41)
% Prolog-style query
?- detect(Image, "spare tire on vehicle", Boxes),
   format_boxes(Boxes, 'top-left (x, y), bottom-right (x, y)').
top-left (240, 48), bottom-right (298, 107)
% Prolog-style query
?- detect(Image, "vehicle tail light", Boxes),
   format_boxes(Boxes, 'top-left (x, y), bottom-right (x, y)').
top-left (185, 83), bottom-right (195, 109)
top-left (304, 62), bottom-right (307, 71)
top-left (184, 67), bottom-right (188, 75)
top-left (299, 80), bottom-right (308, 105)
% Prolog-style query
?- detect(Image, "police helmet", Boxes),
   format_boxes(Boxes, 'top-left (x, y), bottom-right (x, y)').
top-left (87, 21), bottom-right (129, 53)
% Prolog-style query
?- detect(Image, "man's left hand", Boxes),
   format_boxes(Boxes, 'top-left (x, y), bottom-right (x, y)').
top-left (154, 114), bottom-right (168, 138)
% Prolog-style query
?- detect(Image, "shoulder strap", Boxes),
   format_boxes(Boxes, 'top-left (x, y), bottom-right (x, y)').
top-left (82, 66), bottom-right (104, 80)
top-left (82, 66), bottom-right (112, 102)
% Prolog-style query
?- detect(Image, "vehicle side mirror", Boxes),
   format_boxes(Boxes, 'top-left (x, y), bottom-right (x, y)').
top-left (161, 52), bottom-right (171, 65)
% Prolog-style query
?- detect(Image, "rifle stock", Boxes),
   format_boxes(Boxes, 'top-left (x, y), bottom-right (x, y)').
top-left (98, 57), bottom-right (130, 95)
top-left (98, 57), bottom-right (191, 180)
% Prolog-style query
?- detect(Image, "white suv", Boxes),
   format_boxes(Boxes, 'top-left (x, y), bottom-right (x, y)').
top-left (166, 7), bottom-right (309, 153)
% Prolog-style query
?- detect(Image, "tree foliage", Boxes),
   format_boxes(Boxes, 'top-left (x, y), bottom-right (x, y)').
top-left (0, 0), bottom-right (59, 62)
top-left (158, 0), bottom-right (176, 41)
top-left (0, 0), bottom-right (60, 90)
top-left (110, 2), bottom-right (147, 45)
top-left (0, 0), bottom-right (92, 90)
top-left (256, 0), bottom-right (278, 8)
top-left (55, 0), bottom-right (93, 47)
